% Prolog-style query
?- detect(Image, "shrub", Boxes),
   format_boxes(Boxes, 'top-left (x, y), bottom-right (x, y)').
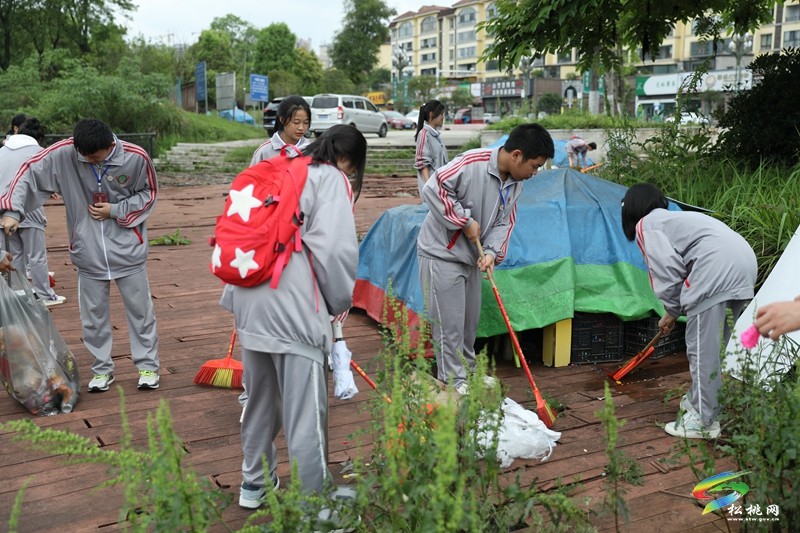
top-left (715, 48), bottom-right (800, 168)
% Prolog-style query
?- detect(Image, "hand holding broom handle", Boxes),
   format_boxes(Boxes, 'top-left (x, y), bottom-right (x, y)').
top-left (608, 316), bottom-right (676, 382)
top-left (476, 239), bottom-right (557, 428)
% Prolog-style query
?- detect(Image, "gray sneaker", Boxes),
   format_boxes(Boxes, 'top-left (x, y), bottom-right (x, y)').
top-left (137, 370), bottom-right (160, 390)
top-left (239, 476), bottom-right (280, 509)
top-left (88, 374), bottom-right (115, 392)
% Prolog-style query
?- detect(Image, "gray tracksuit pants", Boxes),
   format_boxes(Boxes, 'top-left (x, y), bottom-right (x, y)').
top-left (685, 299), bottom-right (748, 426)
top-left (240, 348), bottom-right (331, 493)
top-left (78, 269), bottom-right (159, 375)
top-left (419, 255), bottom-right (481, 388)
top-left (8, 228), bottom-right (55, 299)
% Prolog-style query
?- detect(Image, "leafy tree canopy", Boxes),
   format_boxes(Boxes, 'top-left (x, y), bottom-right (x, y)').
top-left (482, 0), bottom-right (777, 73)
top-left (330, 0), bottom-right (395, 85)
top-left (254, 23), bottom-right (298, 76)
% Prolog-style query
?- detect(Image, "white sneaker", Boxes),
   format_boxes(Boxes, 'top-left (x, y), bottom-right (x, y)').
top-left (455, 383), bottom-right (469, 395)
top-left (664, 401), bottom-right (720, 439)
top-left (88, 374), bottom-right (115, 392)
top-left (137, 370), bottom-right (160, 389)
top-left (314, 486), bottom-right (360, 533)
top-left (43, 294), bottom-right (66, 307)
top-left (238, 476), bottom-right (280, 509)
top-left (482, 375), bottom-right (498, 388)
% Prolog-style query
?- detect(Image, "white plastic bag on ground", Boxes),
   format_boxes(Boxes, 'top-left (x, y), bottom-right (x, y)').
top-left (331, 340), bottom-right (358, 400)
top-left (477, 397), bottom-right (562, 468)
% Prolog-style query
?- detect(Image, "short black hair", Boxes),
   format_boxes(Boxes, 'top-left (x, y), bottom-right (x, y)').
top-left (620, 183), bottom-right (668, 241)
top-left (503, 123), bottom-right (555, 161)
top-left (72, 118), bottom-right (114, 155)
top-left (302, 124), bottom-right (367, 202)
top-left (7, 113), bottom-right (27, 135)
top-left (18, 117), bottom-right (46, 146)
top-left (588, 142), bottom-right (597, 150)
top-left (275, 96), bottom-right (311, 134)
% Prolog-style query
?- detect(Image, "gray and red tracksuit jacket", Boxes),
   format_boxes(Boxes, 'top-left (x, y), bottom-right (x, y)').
top-left (417, 147), bottom-right (521, 265)
top-left (0, 135), bottom-right (158, 279)
top-left (635, 208), bottom-right (757, 317)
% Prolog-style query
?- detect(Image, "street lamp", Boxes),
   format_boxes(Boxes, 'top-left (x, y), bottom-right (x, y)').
top-left (728, 32), bottom-right (753, 91)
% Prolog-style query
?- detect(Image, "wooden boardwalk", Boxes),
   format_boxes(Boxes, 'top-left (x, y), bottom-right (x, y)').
top-left (0, 177), bottom-right (737, 532)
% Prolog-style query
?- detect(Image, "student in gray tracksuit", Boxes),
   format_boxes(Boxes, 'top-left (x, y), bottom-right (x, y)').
top-left (417, 124), bottom-right (554, 393)
top-left (622, 183), bottom-right (756, 439)
top-left (222, 125), bottom-right (365, 509)
top-left (250, 96), bottom-right (312, 166)
top-left (0, 118), bottom-right (160, 392)
top-left (0, 118), bottom-right (62, 303)
top-left (414, 100), bottom-right (448, 198)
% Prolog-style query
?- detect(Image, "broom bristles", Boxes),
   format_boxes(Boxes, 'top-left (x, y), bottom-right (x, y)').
top-left (534, 388), bottom-right (557, 428)
top-left (193, 355), bottom-right (243, 389)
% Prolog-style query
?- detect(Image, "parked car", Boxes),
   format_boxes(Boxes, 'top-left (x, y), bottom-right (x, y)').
top-left (405, 109), bottom-right (420, 128)
top-left (262, 97), bottom-right (284, 134)
top-left (483, 112), bottom-right (501, 124)
top-left (665, 112), bottom-right (710, 125)
top-left (382, 110), bottom-right (415, 130)
top-left (310, 94), bottom-right (388, 137)
top-left (453, 108), bottom-right (472, 124)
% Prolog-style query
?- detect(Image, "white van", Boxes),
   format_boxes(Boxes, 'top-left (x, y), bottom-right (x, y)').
top-left (311, 94), bottom-right (388, 137)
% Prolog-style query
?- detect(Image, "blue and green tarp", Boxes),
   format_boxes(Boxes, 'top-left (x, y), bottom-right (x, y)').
top-left (353, 168), bottom-right (673, 337)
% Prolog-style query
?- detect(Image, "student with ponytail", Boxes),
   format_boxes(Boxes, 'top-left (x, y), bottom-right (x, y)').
top-left (413, 100), bottom-right (448, 198)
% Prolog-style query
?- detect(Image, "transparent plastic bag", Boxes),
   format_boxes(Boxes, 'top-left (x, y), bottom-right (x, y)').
top-left (0, 270), bottom-right (79, 415)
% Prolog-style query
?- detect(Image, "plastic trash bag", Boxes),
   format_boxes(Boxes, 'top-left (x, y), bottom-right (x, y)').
top-left (331, 340), bottom-right (358, 400)
top-left (476, 397), bottom-right (561, 468)
top-left (0, 270), bottom-right (79, 415)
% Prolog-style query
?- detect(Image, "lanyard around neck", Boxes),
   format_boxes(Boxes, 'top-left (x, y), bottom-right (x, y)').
top-left (91, 164), bottom-right (109, 189)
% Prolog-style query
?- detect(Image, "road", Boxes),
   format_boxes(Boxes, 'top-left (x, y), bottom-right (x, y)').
top-left (368, 123), bottom-right (486, 148)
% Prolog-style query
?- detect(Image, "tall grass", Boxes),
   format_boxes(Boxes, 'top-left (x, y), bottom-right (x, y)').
top-left (599, 154), bottom-right (800, 289)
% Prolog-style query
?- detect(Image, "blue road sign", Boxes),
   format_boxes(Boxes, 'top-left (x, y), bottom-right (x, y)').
top-left (250, 74), bottom-right (269, 102)
top-left (196, 61), bottom-right (207, 101)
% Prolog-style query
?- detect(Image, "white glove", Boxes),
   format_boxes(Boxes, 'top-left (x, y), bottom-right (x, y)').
top-left (331, 340), bottom-right (358, 400)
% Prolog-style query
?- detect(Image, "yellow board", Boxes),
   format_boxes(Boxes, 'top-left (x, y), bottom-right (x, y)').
top-left (543, 318), bottom-right (572, 367)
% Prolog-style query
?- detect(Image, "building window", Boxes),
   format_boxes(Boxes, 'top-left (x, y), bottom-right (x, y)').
top-left (760, 33), bottom-right (772, 50)
top-left (420, 37), bottom-right (437, 49)
top-left (657, 45), bottom-right (673, 59)
top-left (421, 52), bottom-right (436, 63)
top-left (398, 21), bottom-right (413, 38)
top-left (458, 30), bottom-right (477, 43)
top-left (486, 2), bottom-right (497, 19)
top-left (786, 5), bottom-right (800, 22)
top-left (458, 46), bottom-right (476, 59)
top-left (421, 16), bottom-right (437, 34)
top-left (458, 7), bottom-right (476, 27)
top-left (690, 40), bottom-right (714, 57)
top-left (557, 50), bottom-right (572, 63)
top-left (421, 68), bottom-right (437, 76)
top-left (402, 42), bottom-right (413, 52)
top-left (459, 63), bottom-right (476, 72)
top-left (785, 30), bottom-right (800, 48)
top-left (485, 60), bottom-right (499, 71)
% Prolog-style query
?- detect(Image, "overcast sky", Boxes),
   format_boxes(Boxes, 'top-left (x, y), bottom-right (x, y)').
top-left (122, 0), bottom-right (423, 50)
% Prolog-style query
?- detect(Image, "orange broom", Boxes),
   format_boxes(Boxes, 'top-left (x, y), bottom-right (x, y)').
top-left (350, 359), bottom-right (392, 403)
top-left (608, 317), bottom-right (675, 382)
top-left (477, 240), bottom-right (557, 428)
top-left (194, 327), bottom-right (243, 388)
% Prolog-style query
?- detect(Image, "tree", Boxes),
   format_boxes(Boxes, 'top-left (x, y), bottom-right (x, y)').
top-left (320, 68), bottom-right (356, 95)
top-left (253, 23), bottom-right (297, 77)
top-left (407, 75), bottom-right (438, 106)
top-left (449, 87), bottom-right (473, 110)
top-left (482, 0), bottom-right (777, 74)
top-left (330, 0), bottom-right (395, 85)
top-left (295, 47), bottom-right (323, 95)
top-left (189, 29), bottom-right (235, 73)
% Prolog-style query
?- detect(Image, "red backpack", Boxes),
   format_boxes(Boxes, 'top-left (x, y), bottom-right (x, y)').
top-left (209, 148), bottom-right (310, 289)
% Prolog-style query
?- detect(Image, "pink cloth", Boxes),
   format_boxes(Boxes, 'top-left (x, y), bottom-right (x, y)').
top-left (741, 324), bottom-right (760, 349)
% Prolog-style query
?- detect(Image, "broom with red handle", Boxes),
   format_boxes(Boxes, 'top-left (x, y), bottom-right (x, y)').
top-left (477, 240), bottom-right (557, 428)
top-left (194, 327), bottom-right (244, 388)
top-left (608, 317), bottom-right (675, 381)
top-left (349, 359), bottom-right (392, 403)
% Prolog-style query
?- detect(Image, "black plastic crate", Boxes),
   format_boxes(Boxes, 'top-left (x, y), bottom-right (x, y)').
top-left (623, 316), bottom-right (686, 359)
top-left (570, 312), bottom-right (624, 364)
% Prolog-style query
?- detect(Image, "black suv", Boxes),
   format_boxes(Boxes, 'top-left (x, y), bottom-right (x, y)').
top-left (262, 97), bottom-right (284, 134)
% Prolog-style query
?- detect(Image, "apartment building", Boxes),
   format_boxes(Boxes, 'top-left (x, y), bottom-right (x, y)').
top-left (380, 1), bottom-right (799, 115)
